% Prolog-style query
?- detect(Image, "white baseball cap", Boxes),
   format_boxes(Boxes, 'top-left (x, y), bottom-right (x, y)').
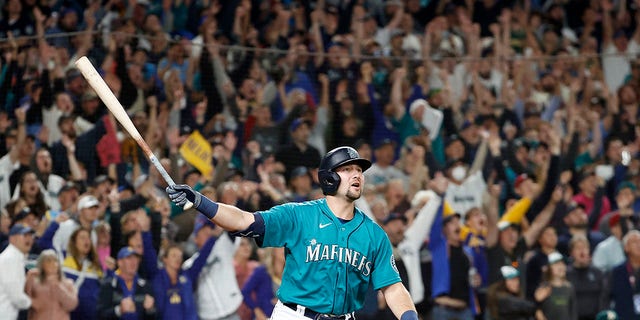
top-left (77, 195), bottom-right (100, 210)
top-left (547, 251), bottom-right (564, 265)
top-left (409, 99), bottom-right (429, 114)
top-left (500, 266), bottom-right (519, 280)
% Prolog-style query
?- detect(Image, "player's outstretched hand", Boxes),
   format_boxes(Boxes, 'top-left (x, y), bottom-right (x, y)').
top-left (166, 184), bottom-right (202, 208)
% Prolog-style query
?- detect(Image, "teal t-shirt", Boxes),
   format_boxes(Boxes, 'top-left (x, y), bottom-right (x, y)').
top-left (391, 112), bottom-right (421, 146)
top-left (259, 199), bottom-right (401, 314)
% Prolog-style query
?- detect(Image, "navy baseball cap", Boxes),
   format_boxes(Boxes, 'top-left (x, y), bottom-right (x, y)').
top-left (9, 224), bottom-right (35, 236)
top-left (382, 212), bottom-right (407, 225)
top-left (374, 138), bottom-right (396, 150)
top-left (193, 215), bottom-right (216, 235)
top-left (117, 246), bottom-right (141, 260)
top-left (12, 207), bottom-right (35, 223)
top-left (290, 118), bottom-right (312, 132)
top-left (290, 166), bottom-right (309, 179)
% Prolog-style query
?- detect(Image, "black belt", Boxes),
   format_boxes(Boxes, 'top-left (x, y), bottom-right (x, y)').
top-left (283, 302), bottom-right (354, 320)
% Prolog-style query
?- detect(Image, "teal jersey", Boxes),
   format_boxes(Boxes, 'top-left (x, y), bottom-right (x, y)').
top-left (259, 199), bottom-right (401, 314)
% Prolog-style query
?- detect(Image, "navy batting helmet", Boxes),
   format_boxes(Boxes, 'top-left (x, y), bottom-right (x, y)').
top-left (318, 146), bottom-right (371, 195)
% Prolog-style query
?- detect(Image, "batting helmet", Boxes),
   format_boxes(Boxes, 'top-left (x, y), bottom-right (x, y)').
top-left (318, 146), bottom-right (371, 195)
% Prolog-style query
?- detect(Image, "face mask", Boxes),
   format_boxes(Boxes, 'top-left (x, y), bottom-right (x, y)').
top-left (451, 166), bottom-right (467, 181)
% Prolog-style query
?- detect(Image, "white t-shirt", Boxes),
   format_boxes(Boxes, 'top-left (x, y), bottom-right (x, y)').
top-left (445, 170), bottom-right (487, 218)
top-left (0, 153), bottom-right (20, 210)
top-left (184, 234), bottom-right (242, 320)
top-left (592, 235), bottom-right (625, 272)
top-left (42, 106), bottom-right (64, 145)
top-left (602, 40), bottom-right (640, 92)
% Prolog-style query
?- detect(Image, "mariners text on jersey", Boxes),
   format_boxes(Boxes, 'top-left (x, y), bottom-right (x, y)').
top-left (305, 241), bottom-right (373, 276)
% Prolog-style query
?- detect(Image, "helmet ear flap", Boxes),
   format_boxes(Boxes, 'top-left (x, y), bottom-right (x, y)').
top-left (319, 170), bottom-right (341, 195)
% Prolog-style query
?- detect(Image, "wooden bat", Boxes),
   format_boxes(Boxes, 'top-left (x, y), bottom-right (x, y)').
top-left (75, 56), bottom-right (193, 210)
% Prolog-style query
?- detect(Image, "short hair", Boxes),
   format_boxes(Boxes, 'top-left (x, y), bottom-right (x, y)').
top-left (36, 249), bottom-right (64, 282)
top-left (623, 230), bottom-right (640, 247)
top-left (568, 234), bottom-right (589, 253)
top-left (160, 242), bottom-right (183, 260)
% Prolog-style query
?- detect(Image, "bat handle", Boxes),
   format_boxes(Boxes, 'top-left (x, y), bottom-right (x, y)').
top-left (149, 155), bottom-right (193, 210)
top-left (182, 199), bottom-right (194, 210)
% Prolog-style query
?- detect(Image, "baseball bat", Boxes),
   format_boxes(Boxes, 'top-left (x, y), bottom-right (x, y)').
top-left (75, 56), bottom-right (193, 210)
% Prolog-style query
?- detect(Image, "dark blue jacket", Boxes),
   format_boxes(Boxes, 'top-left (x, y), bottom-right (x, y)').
top-left (63, 256), bottom-right (103, 320)
top-left (241, 265), bottom-right (275, 317)
top-left (611, 261), bottom-right (640, 320)
top-left (97, 274), bottom-right (156, 320)
top-left (152, 237), bottom-right (216, 320)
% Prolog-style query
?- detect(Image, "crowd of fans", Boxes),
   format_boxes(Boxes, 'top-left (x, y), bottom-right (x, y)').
top-left (0, 0), bottom-right (639, 319)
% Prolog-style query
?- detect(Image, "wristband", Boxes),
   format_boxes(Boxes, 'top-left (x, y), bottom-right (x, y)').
top-left (400, 310), bottom-right (418, 320)
top-left (197, 196), bottom-right (219, 219)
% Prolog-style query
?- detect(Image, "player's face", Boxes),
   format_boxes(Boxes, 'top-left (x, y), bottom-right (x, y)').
top-left (335, 164), bottom-right (365, 201)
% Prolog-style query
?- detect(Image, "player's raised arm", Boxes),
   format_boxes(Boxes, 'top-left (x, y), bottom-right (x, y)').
top-left (166, 184), bottom-right (256, 232)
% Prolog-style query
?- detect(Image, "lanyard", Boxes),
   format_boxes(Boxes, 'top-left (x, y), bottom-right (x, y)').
top-left (627, 263), bottom-right (637, 291)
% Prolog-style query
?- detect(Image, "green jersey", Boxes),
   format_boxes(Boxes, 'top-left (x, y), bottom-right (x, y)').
top-left (258, 198), bottom-right (401, 315)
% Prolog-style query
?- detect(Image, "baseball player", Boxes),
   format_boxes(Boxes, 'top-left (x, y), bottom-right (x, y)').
top-left (167, 146), bottom-right (418, 320)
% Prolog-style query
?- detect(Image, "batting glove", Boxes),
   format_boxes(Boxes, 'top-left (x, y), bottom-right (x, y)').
top-left (166, 184), bottom-right (219, 219)
top-left (166, 184), bottom-right (202, 208)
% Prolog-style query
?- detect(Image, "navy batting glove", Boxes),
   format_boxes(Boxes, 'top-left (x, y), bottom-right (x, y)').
top-left (400, 310), bottom-right (418, 320)
top-left (166, 184), bottom-right (219, 219)
top-left (166, 184), bottom-right (202, 208)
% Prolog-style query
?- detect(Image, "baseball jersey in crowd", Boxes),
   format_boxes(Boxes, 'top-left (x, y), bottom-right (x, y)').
top-left (0, 244), bottom-right (32, 319)
top-left (445, 171), bottom-right (487, 218)
top-left (259, 199), bottom-right (401, 315)
top-left (183, 233), bottom-right (242, 320)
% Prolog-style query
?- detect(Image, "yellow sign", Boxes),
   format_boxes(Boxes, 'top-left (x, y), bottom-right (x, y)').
top-left (179, 131), bottom-right (213, 176)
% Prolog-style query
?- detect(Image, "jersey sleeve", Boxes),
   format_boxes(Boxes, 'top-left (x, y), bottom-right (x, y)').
top-left (370, 228), bottom-right (402, 290)
top-left (259, 203), bottom-right (299, 248)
